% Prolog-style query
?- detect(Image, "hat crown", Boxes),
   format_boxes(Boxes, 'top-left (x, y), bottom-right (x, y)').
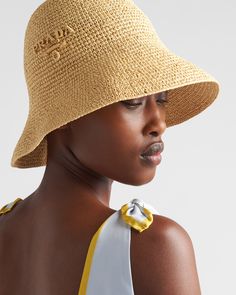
top-left (24, 0), bottom-right (166, 112)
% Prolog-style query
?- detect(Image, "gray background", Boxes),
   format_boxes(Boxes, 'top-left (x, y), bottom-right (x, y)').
top-left (0, 0), bottom-right (235, 294)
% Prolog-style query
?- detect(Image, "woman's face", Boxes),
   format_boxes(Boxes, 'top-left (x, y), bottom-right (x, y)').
top-left (65, 91), bottom-right (167, 186)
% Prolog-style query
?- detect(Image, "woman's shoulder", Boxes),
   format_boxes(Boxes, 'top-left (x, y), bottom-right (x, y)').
top-left (132, 212), bottom-right (201, 295)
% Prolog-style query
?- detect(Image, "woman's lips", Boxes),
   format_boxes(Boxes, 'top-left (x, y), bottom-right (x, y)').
top-left (140, 151), bottom-right (162, 165)
top-left (141, 141), bottom-right (164, 157)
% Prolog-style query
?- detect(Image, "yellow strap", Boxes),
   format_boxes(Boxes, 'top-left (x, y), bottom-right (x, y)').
top-left (0, 198), bottom-right (23, 216)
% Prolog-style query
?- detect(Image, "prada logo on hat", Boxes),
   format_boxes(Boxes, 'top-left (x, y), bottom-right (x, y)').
top-left (34, 24), bottom-right (75, 61)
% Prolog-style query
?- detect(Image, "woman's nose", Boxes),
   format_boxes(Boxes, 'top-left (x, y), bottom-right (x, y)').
top-left (144, 99), bottom-right (167, 136)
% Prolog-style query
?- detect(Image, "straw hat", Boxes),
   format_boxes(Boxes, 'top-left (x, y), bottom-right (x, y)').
top-left (11, 0), bottom-right (220, 169)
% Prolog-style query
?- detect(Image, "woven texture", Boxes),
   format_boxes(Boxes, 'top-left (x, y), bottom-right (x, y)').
top-left (11, 0), bottom-right (220, 168)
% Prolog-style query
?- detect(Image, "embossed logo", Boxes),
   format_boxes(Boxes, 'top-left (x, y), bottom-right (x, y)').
top-left (34, 24), bottom-right (75, 61)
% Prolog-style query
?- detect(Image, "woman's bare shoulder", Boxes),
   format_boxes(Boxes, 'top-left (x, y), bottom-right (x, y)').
top-left (131, 214), bottom-right (201, 295)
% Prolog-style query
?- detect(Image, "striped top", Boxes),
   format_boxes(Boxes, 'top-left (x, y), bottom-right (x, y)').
top-left (0, 197), bottom-right (159, 294)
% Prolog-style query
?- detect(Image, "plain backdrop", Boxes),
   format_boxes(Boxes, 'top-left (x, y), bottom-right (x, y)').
top-left (0, 0), bottom-right (235, 294)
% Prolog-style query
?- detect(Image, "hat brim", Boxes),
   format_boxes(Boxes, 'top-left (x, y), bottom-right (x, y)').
top-left (11, 46), bottom-right (219, 168)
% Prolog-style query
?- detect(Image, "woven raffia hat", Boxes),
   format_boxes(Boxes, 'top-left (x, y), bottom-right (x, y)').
top-left (11, 0), bottom-right (220, 169)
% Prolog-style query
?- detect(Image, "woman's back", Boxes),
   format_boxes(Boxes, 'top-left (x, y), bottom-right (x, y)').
top-left (0, 195), bottom-right (115, 294)
top-left (0, 196), bottom-right (201, 295)
top-left (0, 196), bottom-right (155, 294)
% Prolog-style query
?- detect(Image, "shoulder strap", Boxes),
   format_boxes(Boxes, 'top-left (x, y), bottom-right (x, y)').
top-left (120, 198), bottom-right (159, 232)
top-left (78, 198), bottom-right (158, 295)
top-left (0, 198), bottom-right (23, 216)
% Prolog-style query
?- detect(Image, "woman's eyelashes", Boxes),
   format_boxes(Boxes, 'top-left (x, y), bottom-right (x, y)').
top-left (121, 93), bottom-right (168, 108)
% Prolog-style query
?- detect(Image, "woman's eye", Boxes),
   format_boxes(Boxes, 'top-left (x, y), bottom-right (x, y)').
top-left (121, 98), bottom-right (168, 108)
top-left (157, 91), bottom-right (168, 104)
top-left (120, 99), bottom-right (141, 108)
top-left (122, 101), bottom-right (142, 107)
top-left (157, 98), bottom-right (168, 106)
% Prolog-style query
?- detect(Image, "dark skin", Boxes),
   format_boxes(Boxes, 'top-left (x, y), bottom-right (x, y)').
top-left (33, 91), bottom-right (168, 208)
top-left (0, 91), bottom-right (201, 294)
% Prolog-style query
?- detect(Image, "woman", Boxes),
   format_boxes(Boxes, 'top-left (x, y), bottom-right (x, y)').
top-left (0, 0), bottom-right (219, 294)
